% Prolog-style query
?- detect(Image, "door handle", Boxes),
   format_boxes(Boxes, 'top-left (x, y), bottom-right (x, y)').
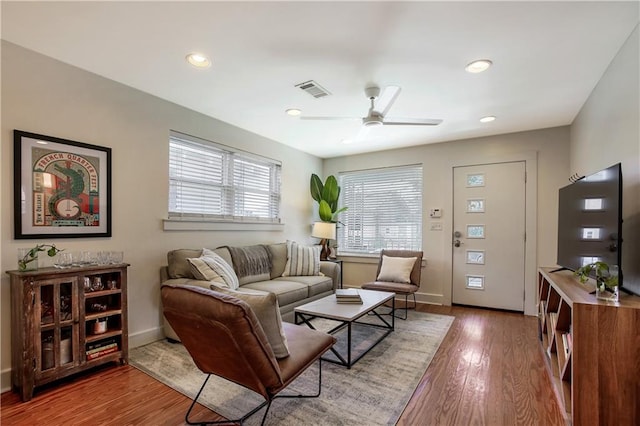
top-left (453, 239), bottom-right (463, 247)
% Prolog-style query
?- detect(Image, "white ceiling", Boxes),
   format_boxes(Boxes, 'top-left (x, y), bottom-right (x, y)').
top-left (2, 1), bottom-right (638, 158)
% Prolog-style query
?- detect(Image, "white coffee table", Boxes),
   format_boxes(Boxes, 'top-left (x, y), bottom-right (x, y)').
top-left (294, 289), bottom-right (395, 368)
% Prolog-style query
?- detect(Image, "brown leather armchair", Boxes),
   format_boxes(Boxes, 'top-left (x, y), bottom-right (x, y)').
top-left (361, 249), bottom-right (423, 320)
top-left (161, 284), bottom-right (336, 425)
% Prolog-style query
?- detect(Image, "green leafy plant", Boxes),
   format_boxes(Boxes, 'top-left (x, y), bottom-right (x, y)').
top-left (18, 244), bottom-right (63, 271)
top-left (575, 261), bottom-right (618, 291)
top-left (310, 173), bottom-right (347, 222)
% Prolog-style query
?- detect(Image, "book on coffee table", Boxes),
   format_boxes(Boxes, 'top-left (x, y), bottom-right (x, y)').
top-left (335, 288), bottom-right (363, 304)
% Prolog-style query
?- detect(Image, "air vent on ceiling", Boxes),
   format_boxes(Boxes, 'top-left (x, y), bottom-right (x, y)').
top-left (295, 80), bottom-right (331, 98)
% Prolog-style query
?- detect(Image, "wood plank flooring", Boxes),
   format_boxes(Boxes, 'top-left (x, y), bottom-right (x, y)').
top-left (1, 304), bottom-right (565, 425)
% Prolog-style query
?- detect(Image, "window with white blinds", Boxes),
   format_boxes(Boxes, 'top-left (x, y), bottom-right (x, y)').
top-left (168, 132), bottom-right (281, 223)
top-left (338, 164), bottom-right (422, 254)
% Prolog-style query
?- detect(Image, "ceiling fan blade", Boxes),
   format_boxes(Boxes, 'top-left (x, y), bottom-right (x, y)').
top-left (300, 116), bottom-right (361, 121)
top-left (372, 86), bottom-right (401, 117)
top-left (382, 117), bottom-right (443, 126)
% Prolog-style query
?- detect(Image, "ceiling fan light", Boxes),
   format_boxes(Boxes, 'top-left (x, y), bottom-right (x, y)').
top-left (363, 116), bottom-right (383, 127)
top-left (465, 59), bottom-right (492, 73)
top-left (480, 115), bottom-right (496, 123)
top-left (286, 108), bottom-right (301, 116)
top-left (186, 52), bottom-right (211, 68)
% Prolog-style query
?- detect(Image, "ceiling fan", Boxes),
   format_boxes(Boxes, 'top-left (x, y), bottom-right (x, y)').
top-left (300, 85), bottom-right (443, 134)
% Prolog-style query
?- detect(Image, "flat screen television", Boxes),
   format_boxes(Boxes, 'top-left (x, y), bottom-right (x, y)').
top-left (556, 163), bottom-right (624, 289)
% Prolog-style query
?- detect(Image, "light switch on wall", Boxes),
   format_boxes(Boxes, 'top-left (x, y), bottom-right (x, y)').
top-left (430, 222), bottom-right (443, 231)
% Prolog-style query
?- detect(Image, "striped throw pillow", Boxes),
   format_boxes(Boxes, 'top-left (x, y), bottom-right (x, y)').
top-left (282, 240), bottom-right (321, 277)
top-left (199, 248), bottom-right (240, 289)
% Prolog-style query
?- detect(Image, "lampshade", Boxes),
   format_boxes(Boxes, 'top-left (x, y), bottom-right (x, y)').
top-left (311, 221), bottom-right (336, 240)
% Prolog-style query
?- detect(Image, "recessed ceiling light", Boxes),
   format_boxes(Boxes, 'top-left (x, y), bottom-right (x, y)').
top-left (465, 59), bottom-right (492, 73)
top-left (341, 139), bottom-right (353, 144)
top-left (186, 52), bottom-right (211, 69)
top-left (480, 115), bottom-right (496, 123)
top-left (286, 108), bottom-right (301, 116)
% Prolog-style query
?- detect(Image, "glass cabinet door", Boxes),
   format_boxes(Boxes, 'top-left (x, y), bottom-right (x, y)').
top-left (34, 277), bottom-right (79, 376)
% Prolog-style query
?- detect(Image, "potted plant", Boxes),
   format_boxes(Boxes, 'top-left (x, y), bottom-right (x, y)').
top-left (310, 174), bottom-right (347, 259)
top-left (575, 261), bottom-right (619, 302)
top-left (18, 244), bottom-right (63, 271)
top-left (310, 174), bottom-right (347, 222)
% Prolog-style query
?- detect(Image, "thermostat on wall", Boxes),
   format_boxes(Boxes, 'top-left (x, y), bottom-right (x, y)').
top-left (429, 208), bottom-right (442, 218)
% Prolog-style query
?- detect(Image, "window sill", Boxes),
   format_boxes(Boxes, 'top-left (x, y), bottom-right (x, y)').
top-left (163, 219), bottom-right (285, 232)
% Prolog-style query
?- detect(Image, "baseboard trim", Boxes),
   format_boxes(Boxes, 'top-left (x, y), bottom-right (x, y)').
top-left (129, 326), bottom-right (165, 349)
top-left (1, 368), bottom-right (12, 394)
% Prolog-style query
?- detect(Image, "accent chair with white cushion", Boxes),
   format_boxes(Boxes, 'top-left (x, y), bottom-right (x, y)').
top-left (361, 249), bottom-right (423, 320)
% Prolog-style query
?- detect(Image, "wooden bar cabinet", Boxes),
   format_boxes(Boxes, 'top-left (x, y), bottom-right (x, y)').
top-left (7, 264), bottom-right (128, 401)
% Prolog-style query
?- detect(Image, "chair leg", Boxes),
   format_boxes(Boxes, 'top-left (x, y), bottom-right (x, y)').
top-left (275, 358), bottom-right (323, 399)
top-left (185, 374), bottom-right (269, 426)
top-left (186, 360), bottom-right (325, 426)
top-left (391, 293), bottom-right (417, 320)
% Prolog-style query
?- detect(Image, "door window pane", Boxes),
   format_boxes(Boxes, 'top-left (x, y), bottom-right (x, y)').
top-left (467, 250), bottom-right (485, 264)
top-left (466, 275), bottom-right (485, 289)
top-left (466, 173), bottom-right (485, 187)
top-left (466, 199), bottom-right (485, 213)
top-left (581, 227), bottom-right (601, 240)
top-left (467, 225), bottom-right (485, 238)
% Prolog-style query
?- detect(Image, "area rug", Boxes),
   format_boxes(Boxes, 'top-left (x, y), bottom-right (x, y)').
top-left (130, 310), bottom-right (454, 425)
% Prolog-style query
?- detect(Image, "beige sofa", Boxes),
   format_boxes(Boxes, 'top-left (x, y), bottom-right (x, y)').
top-left (160, 242), bottom-right (341, 341)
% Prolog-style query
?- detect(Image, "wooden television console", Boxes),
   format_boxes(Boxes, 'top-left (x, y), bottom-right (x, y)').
top-left (537, 267), bottom-right (640, 425)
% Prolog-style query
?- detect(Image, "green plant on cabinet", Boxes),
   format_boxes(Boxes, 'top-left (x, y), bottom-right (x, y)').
top-left (18, 244), bottom-right (63, 271)
top-left (574, 261), bottom-right (619, 292)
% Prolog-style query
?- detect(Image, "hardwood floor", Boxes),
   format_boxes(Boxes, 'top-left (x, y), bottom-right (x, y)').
top-left (1, 304), bottom-right (565, 425)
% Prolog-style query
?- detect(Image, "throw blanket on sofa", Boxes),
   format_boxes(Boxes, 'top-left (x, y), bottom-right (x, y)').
top-left (225, 245), bottom-right (272, 281)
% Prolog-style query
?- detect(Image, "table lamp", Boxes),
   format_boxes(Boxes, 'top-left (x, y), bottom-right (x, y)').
top-left (311, 221), bottom-right (336, 261)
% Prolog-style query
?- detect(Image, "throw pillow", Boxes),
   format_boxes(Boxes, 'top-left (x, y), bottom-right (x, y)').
top-left (198, 248), bottom-right (240, 289)
top-left (210, 284), bottom-right (289, 358)
top-left (282, 240), bottom-right (321, 277)
top-left (186, 257), bottom-right (228, 287)
top-left (377, 255), bottom-right (417, 284)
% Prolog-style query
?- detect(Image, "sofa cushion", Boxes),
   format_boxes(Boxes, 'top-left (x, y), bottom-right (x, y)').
top-left (241, 280), bottom-right (309, 308)
top-left (377, 255), bottom-right (417, 284)
top-left (201, 248), bottom-right (240, 289)
top-left (211, 284), bottom-right (289, 358)
top-left (283, 240), bottom-right (321, 277)
top-left (212, 246), bottom-right (233, 268)
top-left (267, 243), bottom-right (287, 279)
top-left (167, 249), bottom-right (202, 279)
top-left (272, 275), bottom-right (334, 297)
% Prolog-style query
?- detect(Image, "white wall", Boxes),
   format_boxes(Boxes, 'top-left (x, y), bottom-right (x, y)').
top-left (0, 42), bottom-right (323, 391)
top-left (324, 126), bottom-right (570, 313)
top-left (570, 25), bottom-right (640, 295)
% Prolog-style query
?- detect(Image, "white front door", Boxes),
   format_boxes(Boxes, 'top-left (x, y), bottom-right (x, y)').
top-left (452, 162), bottom-right (526, 311)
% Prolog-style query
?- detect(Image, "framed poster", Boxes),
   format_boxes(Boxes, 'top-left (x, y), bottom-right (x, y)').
top-left (14, 130), bottom-right (112, 239)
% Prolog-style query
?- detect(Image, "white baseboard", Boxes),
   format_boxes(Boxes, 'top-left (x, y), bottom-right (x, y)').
top-left (128, 326), bottom-right (165, 349)
top-left (415, 291), bottom-right (445, 306)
